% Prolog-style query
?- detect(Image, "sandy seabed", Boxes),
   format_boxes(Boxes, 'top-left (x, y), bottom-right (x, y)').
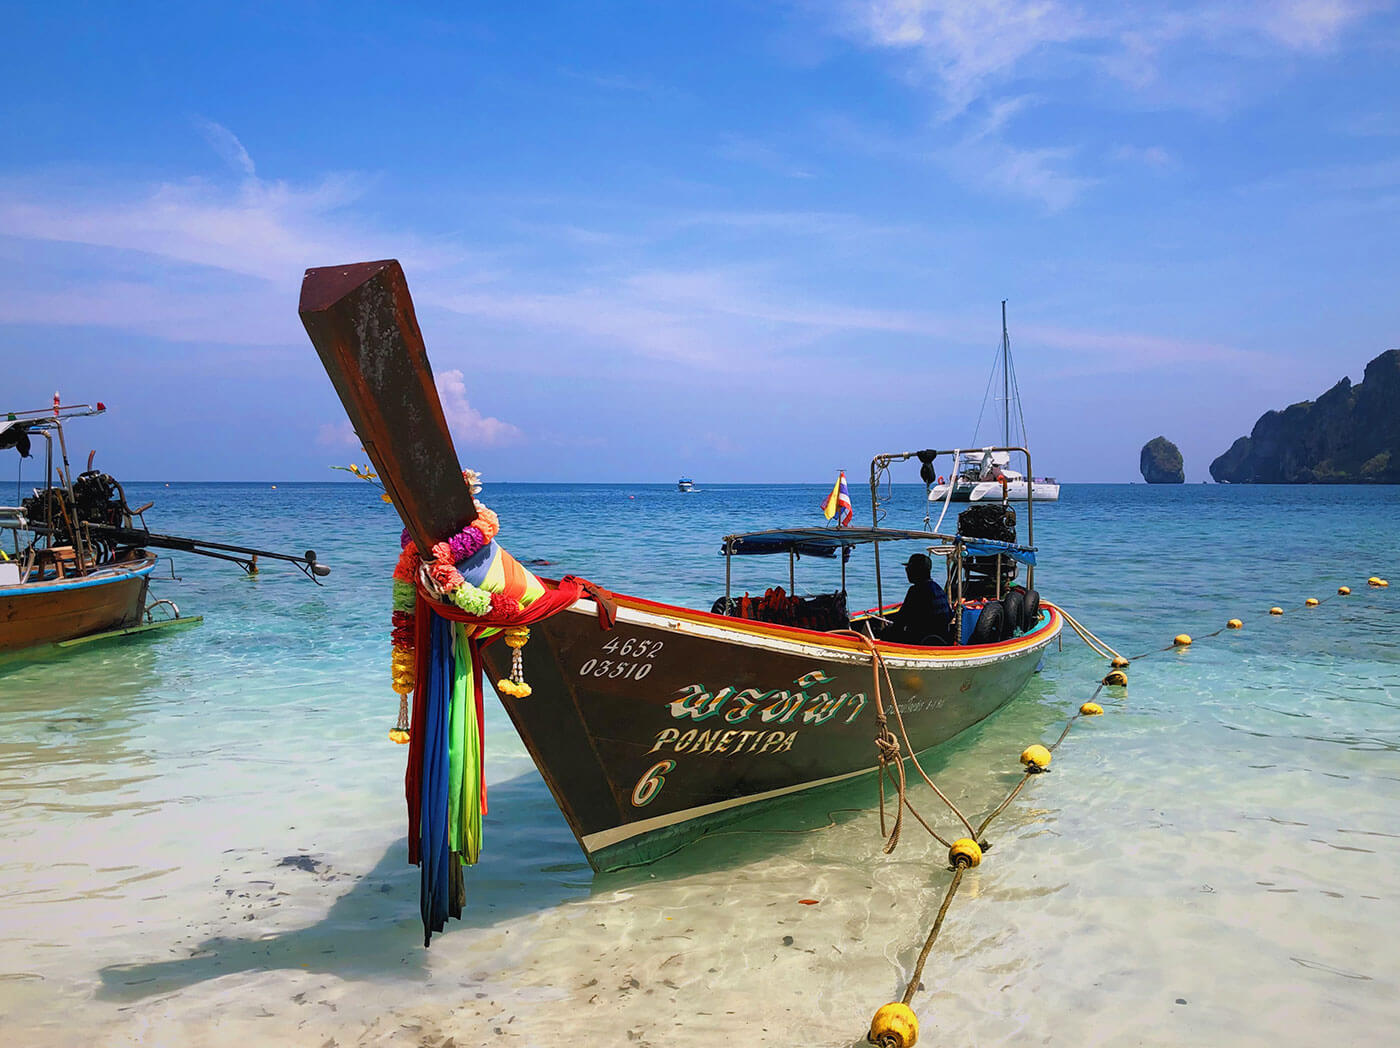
top-left (5, 710), bottom-right (1398, 1048)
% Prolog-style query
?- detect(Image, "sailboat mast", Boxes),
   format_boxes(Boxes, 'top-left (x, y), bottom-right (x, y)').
top-left (1001, 300), bottom-right (1010, 447)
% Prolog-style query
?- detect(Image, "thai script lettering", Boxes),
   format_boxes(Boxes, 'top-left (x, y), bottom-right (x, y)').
top-left (668, 672), bottom-right (866, 727)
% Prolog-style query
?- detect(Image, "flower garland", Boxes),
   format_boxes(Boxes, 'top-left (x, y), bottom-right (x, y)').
top-left (387, 474), bottom-right (531, 740)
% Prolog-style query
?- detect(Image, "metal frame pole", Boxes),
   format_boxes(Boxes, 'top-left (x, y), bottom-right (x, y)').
top-left (725, 541), bottom-right (732, 603)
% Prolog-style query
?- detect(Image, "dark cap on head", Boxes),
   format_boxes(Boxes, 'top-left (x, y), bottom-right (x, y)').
top-left (903, 552), bottom-right (932, 579)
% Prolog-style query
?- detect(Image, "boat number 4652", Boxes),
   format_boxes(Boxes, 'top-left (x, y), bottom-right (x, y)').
top-left (579, 636), bottom-right (663, 681)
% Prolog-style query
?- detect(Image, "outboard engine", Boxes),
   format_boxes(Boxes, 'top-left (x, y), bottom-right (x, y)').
top-left (957, 503), bottom-right (1017, 599)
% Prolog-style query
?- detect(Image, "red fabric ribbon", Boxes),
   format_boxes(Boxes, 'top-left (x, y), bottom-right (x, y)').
top-left (404, 576), bottom-right (615, 865)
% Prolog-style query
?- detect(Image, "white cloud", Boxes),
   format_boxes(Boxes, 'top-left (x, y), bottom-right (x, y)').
top-left (1259, 0), bottom-right (1385, 50)
top-left (1024, 322), bottom-right (1270, 374)
top-left (835, 1), bottom-right (1388, 208)
top-left (436, 368), bottom-right (522, 446)
top-left (316, 420), bottom-right (359, 448)
top-left (717, 135), bottom-right (816, 179)
top-left (849, 0), bottom-right (1088, 116)
top-left (0, 116), bottom-right (466, 293)
top-left (196, 119), bottom-right (258, 181)
top-left (1112, 144), bottom-right (1174, 168)
top-left (842, 0), bottom-right (1384, 110)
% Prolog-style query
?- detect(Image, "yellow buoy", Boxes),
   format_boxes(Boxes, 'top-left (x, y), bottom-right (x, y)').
top-left (1021, 744), bottom-right (1052, 771)
top-left (1226, 618), bottom-right (1243, 629)
top-left (1368, 577), bottom-right (1381, 586)
top-left (1378, 579), bottom-right (1390, 588)
top-left (1269, 606), bottom-right (1283, 615)
top-left (1174, 634), bottom-right (1192, 646)
top-left (1110, 655), bottom-right (1130, 669)
top-left (1338, 586), bottom-right (1351, 595)
top-left (1080, 701), bottom-right (1104, 716)
top-left (869, 1002), bottom-right (919, 1048)
top-left (949, 838), bottom-right (982, 868)
top-left (1305, 598), bottom-right (1319, 606)
top-left (1102, 670), bottom-right (1128, 687)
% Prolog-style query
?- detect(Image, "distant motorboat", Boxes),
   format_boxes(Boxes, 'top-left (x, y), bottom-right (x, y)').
top-left (676, 477), bottom-right (696, 492)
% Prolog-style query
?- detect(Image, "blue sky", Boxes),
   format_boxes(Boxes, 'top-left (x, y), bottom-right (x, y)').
top-left (3, 1), bottom-right (1398, 482)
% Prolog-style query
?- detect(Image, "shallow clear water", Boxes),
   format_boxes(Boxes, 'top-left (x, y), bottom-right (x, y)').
top-left (1, 481), bottom-right (1398, 1046)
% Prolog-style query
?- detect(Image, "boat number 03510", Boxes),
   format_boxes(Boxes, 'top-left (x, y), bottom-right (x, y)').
top-left (578, 636), bottom-right (663, 681)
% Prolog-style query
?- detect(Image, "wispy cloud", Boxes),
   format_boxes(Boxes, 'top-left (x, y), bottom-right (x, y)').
top-left (834, 1), bottom-right (1390, 207)
top-left (436, 368), bottom-right (521, 446)
top-left (0, 121), bottom-right (1282, 390)
top-left (842, 0), bottom-right (1385, 111)
top-left (717, 134), bottom-right (816, 179)
top-left (1026, 323), bottom-right (1269, 374)
top-left (196, 119), bottom-right (258, 181)
top-left (0, 119), bottom-right (465, 289)
top-left (847, 0), bottom-right (1089, 117)
top-left (316, 420), bottom-right (358, 448)
top-left (1112, 144), bottom-right (1174, 168)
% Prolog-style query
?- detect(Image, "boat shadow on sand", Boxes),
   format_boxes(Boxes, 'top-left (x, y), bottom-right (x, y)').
top-left (97, 689), bottom-right (1063, 1004)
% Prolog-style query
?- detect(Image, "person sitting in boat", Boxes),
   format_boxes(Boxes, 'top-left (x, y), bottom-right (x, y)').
top-left (887, 553), bottom-right (953, 645)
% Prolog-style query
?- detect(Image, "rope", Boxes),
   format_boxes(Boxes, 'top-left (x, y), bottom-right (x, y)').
top-left (1057, 605), bottom-right (1125, 661)
top-left (901, 864), bottom-right (966, 1007)
top-left (890, 689), bottom-right (1104, 1011)
top-left (830, 628), bottom-right (980, 842)
top-left (867, 579), bottom-right (1390, 1044)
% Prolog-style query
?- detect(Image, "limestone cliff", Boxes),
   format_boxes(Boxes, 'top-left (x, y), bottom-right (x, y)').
top-left (1140, 437), bottom-right (1185, 484)
top-left (1210, 349), bottom-right (1400, 484)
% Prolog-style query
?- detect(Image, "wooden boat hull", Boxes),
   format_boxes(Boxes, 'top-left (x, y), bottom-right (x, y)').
top-left (0, 554), bottom-right (156, 655)
top-left (479, 591), bottom-right (1062, 871)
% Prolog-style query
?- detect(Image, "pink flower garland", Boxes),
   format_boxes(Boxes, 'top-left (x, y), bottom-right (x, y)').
top-left (387, 473), bottom-right (516, 743)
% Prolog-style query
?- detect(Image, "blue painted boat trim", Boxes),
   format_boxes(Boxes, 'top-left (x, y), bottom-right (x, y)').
top-left (1, 561), bottom-right (155, 595)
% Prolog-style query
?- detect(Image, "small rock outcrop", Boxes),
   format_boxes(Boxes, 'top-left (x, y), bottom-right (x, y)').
top-left (1209, 348), bottom-right (1400, 483)
top-left (1140, 437), bottom-right (1185, 484)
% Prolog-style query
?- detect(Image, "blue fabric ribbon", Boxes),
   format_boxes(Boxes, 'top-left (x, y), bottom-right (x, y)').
top-left (419, 612), bottom-right (455, 946)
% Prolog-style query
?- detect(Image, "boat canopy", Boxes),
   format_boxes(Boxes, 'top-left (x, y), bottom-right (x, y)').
top-left (721, 526), bottom-right (1036, 564)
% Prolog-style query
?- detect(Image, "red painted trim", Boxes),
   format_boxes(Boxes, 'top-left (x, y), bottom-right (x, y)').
top-left (536, 576), bottom-right (1060, 661)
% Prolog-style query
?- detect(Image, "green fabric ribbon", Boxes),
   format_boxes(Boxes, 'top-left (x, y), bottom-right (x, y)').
top-left (450, 622), bottom-right (483, 865)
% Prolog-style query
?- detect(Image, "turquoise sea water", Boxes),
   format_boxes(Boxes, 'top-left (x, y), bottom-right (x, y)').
top-left (2, 481), bottom-right (1398, 1046)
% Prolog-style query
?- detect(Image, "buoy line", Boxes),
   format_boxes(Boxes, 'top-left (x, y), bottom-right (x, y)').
top-left (1121, 575), bottom-right (1390, 661)
top-left (861, 575), bottom-right (1389, 1047)
top-left (854, 626), bottom-right (1111, 1048)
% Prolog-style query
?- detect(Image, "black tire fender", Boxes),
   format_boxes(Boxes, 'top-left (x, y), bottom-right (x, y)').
top-left (967, 600), bottom-right (1004, 645)
top-left (1021, 589), bottom-right (1041, 631)
top-left (1001, 589), bottom-right (1026, 638)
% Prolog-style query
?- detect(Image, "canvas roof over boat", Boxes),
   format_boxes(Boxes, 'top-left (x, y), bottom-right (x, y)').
top-left (720, 526), bottom-right (1036, 564)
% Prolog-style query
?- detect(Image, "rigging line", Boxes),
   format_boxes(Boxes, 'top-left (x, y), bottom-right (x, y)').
top-left (1009, 344), bottom-right (1029, 447)
top-left (969, 338), bottom-right (1001, 449)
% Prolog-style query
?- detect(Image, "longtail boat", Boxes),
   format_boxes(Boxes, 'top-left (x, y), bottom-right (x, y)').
top-left (298, 259), bottom-right (1063, 945)
top-left (1, 401), bottom-right (330, 659)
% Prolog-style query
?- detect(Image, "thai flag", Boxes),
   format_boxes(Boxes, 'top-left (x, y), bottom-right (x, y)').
top-left (822, 470), bottom-right (853, 527)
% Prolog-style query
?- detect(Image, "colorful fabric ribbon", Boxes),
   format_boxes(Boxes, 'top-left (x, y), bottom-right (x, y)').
top-left (389, 475), bottom-right (614, 944)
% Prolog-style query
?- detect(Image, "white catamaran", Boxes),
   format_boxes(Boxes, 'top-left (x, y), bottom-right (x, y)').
top-left (928, 302), bottom-right (1060, 504)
